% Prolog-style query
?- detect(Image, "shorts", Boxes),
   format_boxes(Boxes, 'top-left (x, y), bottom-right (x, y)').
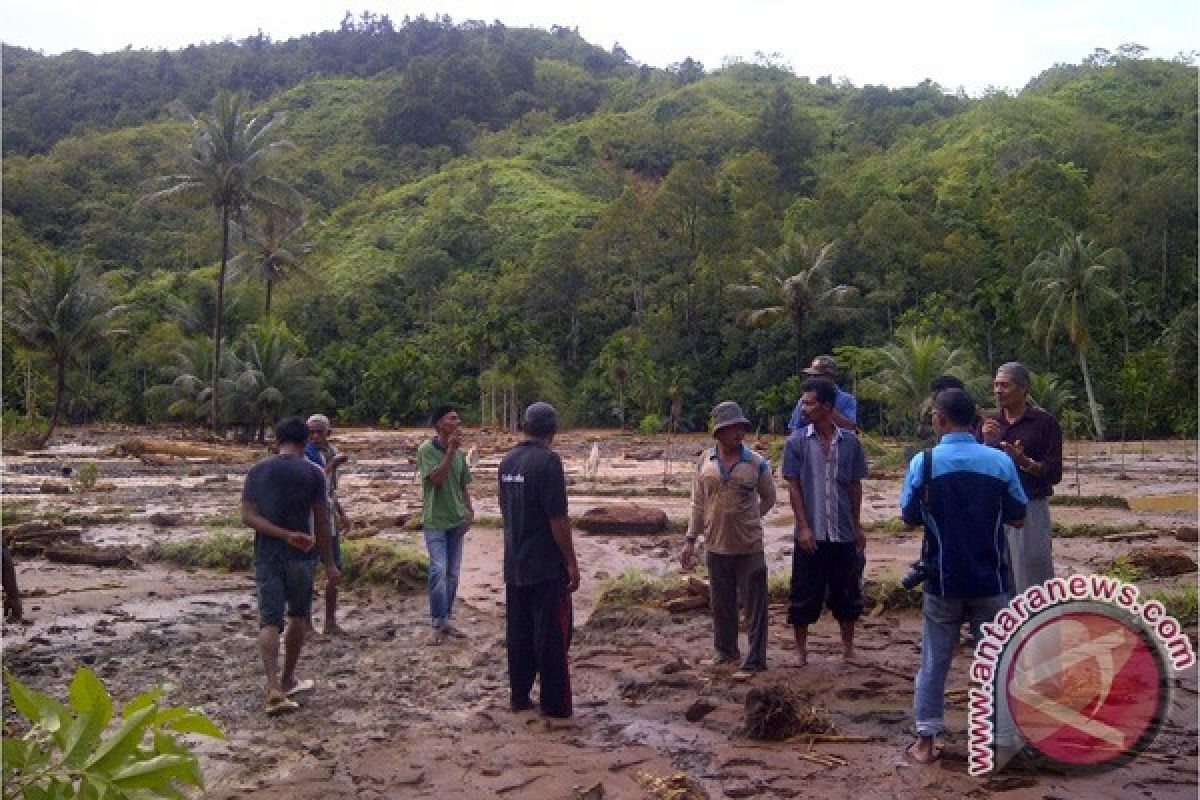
top-left (255, 559), bottom-right (316, 629)
top-left (787, 541), bottom-right (865, 626)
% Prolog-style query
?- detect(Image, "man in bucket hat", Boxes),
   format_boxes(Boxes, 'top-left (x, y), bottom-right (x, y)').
top-left (680, 401), bottom-right (776, 680)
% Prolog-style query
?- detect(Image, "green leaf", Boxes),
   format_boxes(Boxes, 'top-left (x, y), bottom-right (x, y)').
top-left (86, 706), bottom-right (155, 773)
top-left (2, 737), bottom-right (30, 771)
top-left (121, 688), bottom-right (163, 720)
top-left (5, 670), bottom-right (70, 736)
top-left (62, 669), bottom-right (115, 768)
top-left (160, 710), bottom-right (224, 740)
top-left (110, 754), bottom-right (195, 790)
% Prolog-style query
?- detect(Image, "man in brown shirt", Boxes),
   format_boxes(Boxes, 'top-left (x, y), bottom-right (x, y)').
top-left (982, 362), bottom-right (1063, 592)
top-left (680, 401), bottom-right (776, 679)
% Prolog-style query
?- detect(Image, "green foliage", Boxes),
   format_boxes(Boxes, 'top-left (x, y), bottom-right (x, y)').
top-left (1, 667), bottom-right (223, 799)
top-left (1103, 555), bottom-right (1147, 583)
top-left (144, 532), bottom-right (255, 571)
top-left (1150, 584), bottom-right (1198, 628)
top-left (639, 413), bottom-right (665, 434)
top-left (74, 463), bottom-right (100, 492)
top-left (1, 34), bottom-right (1195, 441)
top-left (860, 329), bottom-right (974, 437)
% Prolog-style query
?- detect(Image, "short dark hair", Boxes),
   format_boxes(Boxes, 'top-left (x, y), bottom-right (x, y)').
top-left (929, 374), bottom-right (965, 394)
top-left (275, 416), bottom-right (309, 445)
top-left (801, 377), bottom-right (837, 407)
top-left (430, 404), bottom-right (457, 427)
top-left (934, 388), bottom-right (976, 427)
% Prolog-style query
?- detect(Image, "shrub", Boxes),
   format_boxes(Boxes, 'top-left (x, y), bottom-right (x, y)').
top-left (2, 667), bottom-right (223, 799)
top-left (1151, 584), bottom-right (1198, 628)
top-left (75, 462), bottom-right (101, 491)
top-left (639, 413), bottom-right (665, 434)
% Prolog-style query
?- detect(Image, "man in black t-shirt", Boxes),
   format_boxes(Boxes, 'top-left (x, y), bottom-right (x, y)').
top-left (242, 416), bottom-right (339, 715)
top-left (498, 402), bottom-right (579, 718)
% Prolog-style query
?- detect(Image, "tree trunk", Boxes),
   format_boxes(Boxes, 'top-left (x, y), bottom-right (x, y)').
top-left (1077, 347), bottom-right (1105, 441)
top-left (791, 309), bottom-right (805, 376)
top-left (48, 360), bottom-right (66, 441)
top-left (264, 278), bottom-right (273, 316)
top-left (212, 206), bottom-right (231, 435)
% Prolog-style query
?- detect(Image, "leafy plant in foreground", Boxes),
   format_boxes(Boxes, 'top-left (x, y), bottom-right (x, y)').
top-left (2, 667), bottom-right (224, 799)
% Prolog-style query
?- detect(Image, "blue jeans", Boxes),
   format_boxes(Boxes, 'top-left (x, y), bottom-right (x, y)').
top-left (424, 526), bottom-right (466, 628)
top-left (913, 593), bottom-right (1007, 737)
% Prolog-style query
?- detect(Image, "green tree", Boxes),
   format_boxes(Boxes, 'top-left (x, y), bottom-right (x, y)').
top-left (728, 235), bottom-right (856, 372)
top-left (232, 321), bottom-right (323, 441)
top-left (145, 337), bottom-right (240, 427)
top-left (139, 90), bottom-right (297, 433)
top-left (1020, 233), bottom-right (1122, 440)
top-left (229, 207), bottom-right (313, 315)
top-left (5, 259), bottom-right (126, 441)
top-left (861, 329), bottom-right (973, 436)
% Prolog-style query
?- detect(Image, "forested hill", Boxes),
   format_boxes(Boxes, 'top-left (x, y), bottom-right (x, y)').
top-left (2, 17), bottom-right (1196, 441)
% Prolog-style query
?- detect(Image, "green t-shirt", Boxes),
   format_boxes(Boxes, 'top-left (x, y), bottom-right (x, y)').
top-left (417, 438), bottom-right (472, 530)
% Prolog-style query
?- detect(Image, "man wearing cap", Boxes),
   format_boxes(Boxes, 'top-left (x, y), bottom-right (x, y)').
top-left (305, 413), bottom-right (351, 634)
top-left (982, 362), bottom-right (1062, 593)
top-left (498, 401), bottom-right (579, 717)
top-left (787, 355), bottom-right (857, 432)
top-left (782, 378), bottom-right (869, 666)
top-left (418, 404), bottom-right (475, 644)
top-left (680, 401), bottom-right (776, 680)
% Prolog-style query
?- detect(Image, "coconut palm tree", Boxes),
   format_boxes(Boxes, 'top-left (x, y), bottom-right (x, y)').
top-left (5, 260), bottom-right (127, 442)
top-left (233, 322), bottom-right (323, 442)
top-left (145, 336), bottom-right (242, 428)
top-left (861, 329), bottom-right (973, 436)
top-left (727, 235), bottom-right (857, 372)
top-left (139, 90), bottom-right (298, 433)
top-left (229, 207), bottom-right (314, 315)
top-left (1020, 233), bottom-right (1122, 440)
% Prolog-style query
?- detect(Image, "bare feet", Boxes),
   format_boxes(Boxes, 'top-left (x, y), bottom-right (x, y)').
top-left (440, 623), bottom-right (467, 639)
top-left (905, 736), bottom-right (941, 764)
top-left (323, 622), bottom-right (346, 636)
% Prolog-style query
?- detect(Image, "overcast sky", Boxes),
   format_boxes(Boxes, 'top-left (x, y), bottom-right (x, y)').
top-left (2, 0), bottom-right (1196, 93)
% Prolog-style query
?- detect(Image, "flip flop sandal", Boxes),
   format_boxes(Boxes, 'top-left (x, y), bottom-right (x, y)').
top-left (266, 697), bottom-right (300, 717)
top-left (285, 678), bottom-right (316, 698)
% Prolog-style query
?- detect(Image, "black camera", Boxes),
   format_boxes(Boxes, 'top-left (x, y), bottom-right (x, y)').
top-left (901, 560), bottom-right (931, 590)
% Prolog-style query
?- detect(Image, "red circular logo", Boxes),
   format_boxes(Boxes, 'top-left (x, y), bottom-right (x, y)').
top-left (1005, 611), bottom-right (1166, 765)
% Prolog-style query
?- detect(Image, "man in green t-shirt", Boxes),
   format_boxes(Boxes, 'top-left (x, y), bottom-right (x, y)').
top-left (417, 404), bottom-right (475, 644)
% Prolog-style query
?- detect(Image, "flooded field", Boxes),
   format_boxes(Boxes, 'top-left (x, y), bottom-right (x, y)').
top-left (2, 426), bottom-right (1197, 798)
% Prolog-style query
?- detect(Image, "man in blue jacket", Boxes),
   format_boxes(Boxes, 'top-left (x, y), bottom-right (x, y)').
top-left (899, 388), bottom-right (1027, 763)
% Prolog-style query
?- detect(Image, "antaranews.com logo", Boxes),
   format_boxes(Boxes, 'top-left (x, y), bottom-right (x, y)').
top-left (968, 573), bottom-right (1196, 776)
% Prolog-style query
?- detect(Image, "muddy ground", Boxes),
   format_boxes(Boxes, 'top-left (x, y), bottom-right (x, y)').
top-left (2, 426), bottom-right (1197, 799)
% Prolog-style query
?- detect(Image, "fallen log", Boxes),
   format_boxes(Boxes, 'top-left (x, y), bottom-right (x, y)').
top-left (44, 544), bottom-right (136, 568)
top-left (110, 438), bottom-right (260, 462)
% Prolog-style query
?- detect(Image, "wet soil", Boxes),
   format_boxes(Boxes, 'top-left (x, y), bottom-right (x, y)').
top-left (2, 427), bottom-right (1197, 798)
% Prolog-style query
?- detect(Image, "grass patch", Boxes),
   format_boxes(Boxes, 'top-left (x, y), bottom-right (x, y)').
top-left (145, 533), bottom-right (428, 592)
top-left (201, 512), bottom-right (243, 529)
top-left (1050, 494), bottom-right (1130, 509)
top-left (62, 509), bottom-right (132, 526)
top-left (145, 532), bottom-right (255, 571)
top-left (336, 540), bottom-right (427, 593)
top-left (863, 518), bottom-right (911, 534)
top-left (864, 578), bottom-right (924, 611)
top-left (1103, 555), bottom-right (1147, 583)
top-left (595, 569), bottom-right (681, 608)
top-left (1150, 584), bottom-right (1198, 628)
top-left (768, 571), bottom-right (791, 604)
top-left (1052, 522), bottom-right (1142, 539)
top-left (858, 433), bottom-right (909, 470)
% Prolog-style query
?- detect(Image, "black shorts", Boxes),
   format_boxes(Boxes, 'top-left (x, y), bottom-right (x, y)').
top-left (787, 541), bottom-right (864, 626)
top-left (255, 559), bottom-right (316, 629)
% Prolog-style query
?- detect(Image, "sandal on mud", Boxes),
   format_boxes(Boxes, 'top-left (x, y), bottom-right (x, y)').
top-left (266, 697), bottom-right (300, 717)
top-left (285, 678), bottom-right (315, 698)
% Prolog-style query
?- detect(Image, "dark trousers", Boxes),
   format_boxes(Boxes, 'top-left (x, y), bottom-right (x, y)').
top-left (707, 551), bottom-right (768, 671)
top-left (787, 541), bottom-right (864, 626)
top-left (506, 579), bottom-right (573, 718)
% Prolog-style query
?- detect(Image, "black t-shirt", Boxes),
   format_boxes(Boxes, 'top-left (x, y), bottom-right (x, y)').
top-left (498, 440), bottom-right (569, 586)
top-left (242, 454), bottom-right (327, 562)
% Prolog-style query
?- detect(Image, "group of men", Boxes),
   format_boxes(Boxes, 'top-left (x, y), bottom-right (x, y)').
top-left (239, 355), bottom-right (1063, 764)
